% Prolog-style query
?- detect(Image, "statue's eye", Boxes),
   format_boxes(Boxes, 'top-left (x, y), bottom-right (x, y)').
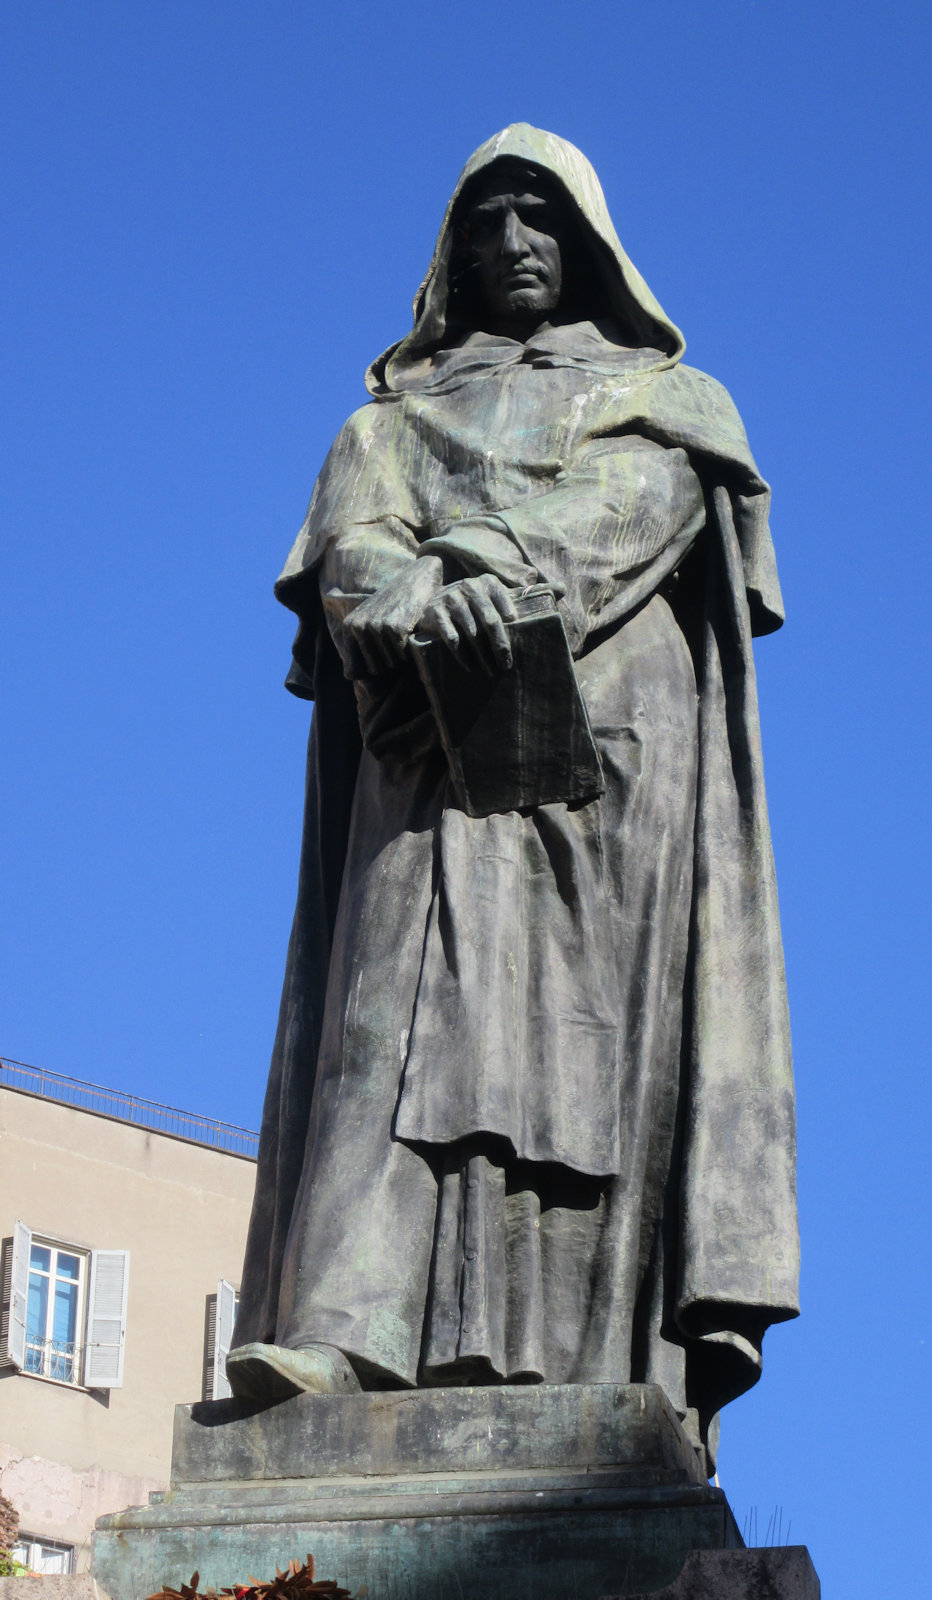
top-left (518, 203), bottom-right (556, 232)
top-left (469, 211), bottom-right (498, 239)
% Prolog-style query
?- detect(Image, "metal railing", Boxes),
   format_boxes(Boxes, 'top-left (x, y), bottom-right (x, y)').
top-left (25, 1336), bottom-right (82, 1385)
top-left (0, 1057), bottom-right (259, 1159)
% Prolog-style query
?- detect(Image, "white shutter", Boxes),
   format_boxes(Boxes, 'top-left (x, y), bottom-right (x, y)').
top-left (84, 1250), bottom-right (129, 1388)
top-left (212, 1279), bottom-right (237, 1399)
top-left (6, 1220), bottom-right (32, 1369)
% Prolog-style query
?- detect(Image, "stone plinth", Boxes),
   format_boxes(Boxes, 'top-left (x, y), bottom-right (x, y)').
top-left (614, 1545), bottom-right (821, 1598)
top-left (93, 1384), bottom-right (741, 1600)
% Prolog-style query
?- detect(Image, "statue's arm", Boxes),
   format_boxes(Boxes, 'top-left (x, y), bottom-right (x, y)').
top-left (419, 434), bottom-right (705, 652)
top-left (274, 405), bottom-right (446, 677)
top-left (283, 512), bottom-right (449, 679)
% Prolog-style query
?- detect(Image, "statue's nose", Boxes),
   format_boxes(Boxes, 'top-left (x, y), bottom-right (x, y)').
top-left (501, 209), bottom-right (531, 260)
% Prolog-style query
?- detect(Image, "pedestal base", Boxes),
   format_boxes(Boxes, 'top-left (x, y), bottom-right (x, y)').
top-left (93, 1384), bottom-right (740, 1600)
top-left (619, 1545), bottom-right (821, 1598)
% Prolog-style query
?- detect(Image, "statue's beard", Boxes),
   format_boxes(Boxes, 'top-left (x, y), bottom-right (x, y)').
top-left (445, 258), bottom-right (563, 337)
top-left (495, 282), bottom-right (559, 317)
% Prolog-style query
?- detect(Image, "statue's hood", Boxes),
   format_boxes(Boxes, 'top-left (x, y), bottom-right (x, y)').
top-left (366, 123), bottom-right (685, 395)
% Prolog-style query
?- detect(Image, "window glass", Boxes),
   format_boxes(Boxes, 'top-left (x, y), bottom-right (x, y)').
top-left (12, 1538), bottom-right (75, 1576)
top-left (38, 1544), bottom-right (73, 1576)
top-left (25, 1267), bottom-right (49, 1374)
top-left (53, 1271), bottom-right (79, 1345)
top-left (25, 1241), bottom-right (85, 1383)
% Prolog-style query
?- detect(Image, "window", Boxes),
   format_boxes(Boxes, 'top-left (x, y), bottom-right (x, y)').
top-left (2, 1222), bottom-right (129, 1389)
top-left (25, 1241), bottom-right (87, 1382)
top-left (203, 1278), bottom-right (239, 1400)
top-left (11, 1536), bottom-right (75, 1575)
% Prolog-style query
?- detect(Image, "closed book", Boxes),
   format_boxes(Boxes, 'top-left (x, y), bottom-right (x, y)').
top-left (410, 585), bottom-right (604, 817)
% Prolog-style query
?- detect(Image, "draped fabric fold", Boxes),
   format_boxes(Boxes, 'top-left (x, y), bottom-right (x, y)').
top-left (396, 801), bottom-right (620, 1175)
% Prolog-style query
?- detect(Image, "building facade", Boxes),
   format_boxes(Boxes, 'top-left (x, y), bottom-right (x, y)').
top-left (0, 1062), bottom-right (256, 1573)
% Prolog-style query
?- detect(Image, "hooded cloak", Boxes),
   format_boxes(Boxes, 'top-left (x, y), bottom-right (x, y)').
top-left (233, 125), bottom-right (798, 1467)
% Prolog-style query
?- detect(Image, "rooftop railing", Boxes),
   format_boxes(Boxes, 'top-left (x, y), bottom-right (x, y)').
top-left (0, 1057), bottom-right (259, 1159)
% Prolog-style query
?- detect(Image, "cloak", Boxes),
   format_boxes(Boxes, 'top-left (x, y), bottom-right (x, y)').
top-left (233, 125), bottom-right (798, 1460)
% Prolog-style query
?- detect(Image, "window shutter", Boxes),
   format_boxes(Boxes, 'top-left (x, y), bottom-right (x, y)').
top-left (84, 1250), bottom-right (129, 1388)
top-left (212, 1279), bottom-right (237, 1399)
top-left (203, 1293), bottom-right (217, 1401)
top-left (4, 1220), bottom-right (31, 1369)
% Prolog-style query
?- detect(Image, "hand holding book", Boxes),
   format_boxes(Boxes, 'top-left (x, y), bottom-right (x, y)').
top-left (409, 584), bottom-right (604, 817)
top-left (341, 554), bottom-right (444, 675)
top-left (415, 572), bottom-right (520, 672)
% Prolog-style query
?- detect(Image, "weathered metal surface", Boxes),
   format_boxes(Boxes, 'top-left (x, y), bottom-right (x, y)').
top-left (170, 1383), bottom-right (705, 1485)
top-left (94, 1385), bottom-right (739, 1600)
top-left (609, 1545), bottom-right (821, 1599)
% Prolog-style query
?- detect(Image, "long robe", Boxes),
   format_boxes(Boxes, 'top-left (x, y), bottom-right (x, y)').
top-left (233, 126), bottom-right (799, 1465)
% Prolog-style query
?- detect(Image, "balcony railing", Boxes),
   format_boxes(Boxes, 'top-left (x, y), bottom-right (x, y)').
top-left (25, 1336), bottom-right (82, 1385)
top-left (0, 1057), bottom-right (259, 1159)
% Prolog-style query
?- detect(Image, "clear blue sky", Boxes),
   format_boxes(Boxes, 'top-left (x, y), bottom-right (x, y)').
top-left (2, 3), bottom-right (929, 1593)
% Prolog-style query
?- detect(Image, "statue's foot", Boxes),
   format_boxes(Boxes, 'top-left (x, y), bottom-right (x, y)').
top-left (225, 1341), bottom-right (361, 1400)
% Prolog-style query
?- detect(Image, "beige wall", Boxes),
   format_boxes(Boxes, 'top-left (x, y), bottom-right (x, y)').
top-left (0, 1087), bottom-right (255, 1567)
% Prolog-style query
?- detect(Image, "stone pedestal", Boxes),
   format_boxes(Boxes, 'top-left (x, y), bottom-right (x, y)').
top-left (616, 1545), bottom-right (821, 1598)
top-left (93, 1384), bottom-right (742, 1600)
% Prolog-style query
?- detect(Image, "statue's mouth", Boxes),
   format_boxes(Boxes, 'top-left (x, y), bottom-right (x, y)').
top-left (500, 267), bottom-right (546, 289)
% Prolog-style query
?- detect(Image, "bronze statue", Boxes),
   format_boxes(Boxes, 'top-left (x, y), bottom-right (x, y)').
top-left (227, 125), bottom-right (798, 1471)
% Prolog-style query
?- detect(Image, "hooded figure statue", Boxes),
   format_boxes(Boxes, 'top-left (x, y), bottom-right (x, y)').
top-left (228, 124), bottom-right (799, 1471)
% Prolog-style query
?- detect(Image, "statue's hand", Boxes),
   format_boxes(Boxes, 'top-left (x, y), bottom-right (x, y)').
top-left (416, 574), bottom-right (518, 671)
top-left (343, 556), bottom-right (444, 674)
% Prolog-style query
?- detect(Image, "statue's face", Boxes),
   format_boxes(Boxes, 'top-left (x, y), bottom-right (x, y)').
top-left (461, 165), bottom-right (564, 334)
